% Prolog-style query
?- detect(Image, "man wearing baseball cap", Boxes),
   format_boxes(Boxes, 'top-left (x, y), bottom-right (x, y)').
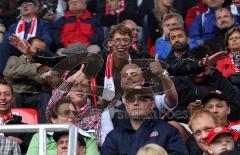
top-left (207, 126), bottom-right (237, 155)
top-left (53, 129), bottom-right (87, 155)
top-left (101, 87), bottom-right (188, 155)
top-left (202, 90), bottom-right (240, 140)
top-left (202, 90), bottom-right (230, 127)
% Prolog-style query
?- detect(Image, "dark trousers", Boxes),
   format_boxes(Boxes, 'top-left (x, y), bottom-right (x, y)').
top-left (13, 92), bottom-right (51, 123)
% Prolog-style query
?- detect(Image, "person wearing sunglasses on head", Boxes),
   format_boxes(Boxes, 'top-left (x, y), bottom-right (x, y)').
top-left (101, 87), bottom-right (188, 155)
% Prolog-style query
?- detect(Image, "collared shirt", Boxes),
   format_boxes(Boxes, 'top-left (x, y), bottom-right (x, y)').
top-left (101, 119), bottom-right (188, 155)
top-left (0, 136), bottom-right (21, 155)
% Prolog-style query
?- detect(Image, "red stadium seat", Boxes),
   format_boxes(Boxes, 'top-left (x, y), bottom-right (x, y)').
top-left (11, 108), bottom-right (39, 124)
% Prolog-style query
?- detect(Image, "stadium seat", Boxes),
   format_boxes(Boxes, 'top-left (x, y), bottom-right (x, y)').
top-left (11, 108), bottom-right (39, 124)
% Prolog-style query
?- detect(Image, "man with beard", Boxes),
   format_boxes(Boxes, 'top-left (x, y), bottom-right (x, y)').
top-left (101, 87), bottom-right (188, 155)
top-left (204, 7), bottom-right (236, 53)
top-left (165, 27), bottom-right (190, 66)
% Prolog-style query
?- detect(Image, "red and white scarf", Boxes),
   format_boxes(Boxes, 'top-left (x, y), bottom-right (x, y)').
top-left (105, 0), bottom-right (126, 15)
top-left (104, 53), bottom-right (115, 93)
top-left (104, 53), bottom-right (131, 94)
top-left (0, 113), bottom-right (13, 125)
top-left (15, 17), bottom-right (38, 40)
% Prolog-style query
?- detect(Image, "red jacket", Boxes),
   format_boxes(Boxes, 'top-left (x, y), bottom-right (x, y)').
top-left (53, 9), bottom-right (104, 48)
top-left (185, 3), bottom-right (207, 30)
top-left (216, 54), bottom-right (236, 78)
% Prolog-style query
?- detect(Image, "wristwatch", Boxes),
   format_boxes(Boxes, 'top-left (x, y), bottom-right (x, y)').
top-left (161, 70), bottom-right (169, 78)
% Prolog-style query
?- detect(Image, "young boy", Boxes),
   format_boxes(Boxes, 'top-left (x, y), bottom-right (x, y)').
top-left (207, 126), bottom-right (237, 155)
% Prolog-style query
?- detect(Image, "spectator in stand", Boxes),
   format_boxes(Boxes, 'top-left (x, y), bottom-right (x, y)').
top-left (185, 0), bottom-right (207, 31)
top-left (0, 0), bottom-right (52, 74)
top-left (101, 87), bottom-right (188, 155)
top-left (27, 97), bottom-right (100, 155)
top-left (216, 27), bottom-right (240, 96)
top-left (100, 61), bottom-right (178, 145)
top-left (204, 7), bottom-right (235, 53)
top-left (170, 44), bottom-right (240, 123)
top-left (202, 90), bottom-right (240, 136)
top-left (189, 0), bottom-right (225, 43)
top-left (147, 0), bottom-right (177, 43)
top-left (121, 20), bottom-right (149, 56)
top-left (216, 27), bottom-right (240, 78)
top-left (207, 126), bottom-right (236, 155)
top-left (0, 79), bottom-right (33, 154)
top-left (3, 36), bottom-right (51, 123)
top-left (53, 130), bottom-right (88, 155)
top-left (188, 109), bottom-right (219, 155)
top-left (53, 0), bottom-right (104, 48)
top-left (154, 13), bottom-right (184, 60)
top-left (0, 136), bottom-right (21, 155)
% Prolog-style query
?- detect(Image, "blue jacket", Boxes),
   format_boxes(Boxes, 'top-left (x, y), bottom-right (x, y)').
top-left (155, 37), bottom-right (172, 60)
top-left (101, 119), bottom-right (188, 155)
top-left (0, 18), bottom-right (53, 74)
top-left (155, 37), bottom-right (199, 60)
top-left (4, 18), bottom-right (52, 46)
top-left (189, 8), bottom-right (217, 42)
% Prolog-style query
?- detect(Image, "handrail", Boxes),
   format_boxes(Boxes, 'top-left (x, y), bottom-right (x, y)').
top-left (0, 124), bottom-right (78, 155)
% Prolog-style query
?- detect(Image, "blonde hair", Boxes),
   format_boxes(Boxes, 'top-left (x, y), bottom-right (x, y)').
top-left (188, 109), bottom-right (219, 130)
top-left (153, 0), bottom-right (176, 22)
top-left (137, 144), bottom-right (168, 155)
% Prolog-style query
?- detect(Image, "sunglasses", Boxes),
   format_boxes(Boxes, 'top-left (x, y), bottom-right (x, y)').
top-left (125, 95), bottom-right (154, 103)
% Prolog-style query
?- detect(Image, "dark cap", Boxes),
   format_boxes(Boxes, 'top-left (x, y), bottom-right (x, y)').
top-left (123, 87), bottom-right (154, 101)
top-left (18, 0), bottom-right (37, 5)
top-left (53, 129), bottom-right (86, 146)
top-left (201, 90), bottom-right (228, 105)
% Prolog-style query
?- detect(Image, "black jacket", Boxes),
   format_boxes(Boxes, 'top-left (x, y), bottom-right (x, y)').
top-left (5, 115), bottom-right (33, 154)
top-left (168, 69), bottom-right (240, 123)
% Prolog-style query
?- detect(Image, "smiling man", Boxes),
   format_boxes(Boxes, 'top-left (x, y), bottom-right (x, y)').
top-left (0, 79), bottom-right (32, 154)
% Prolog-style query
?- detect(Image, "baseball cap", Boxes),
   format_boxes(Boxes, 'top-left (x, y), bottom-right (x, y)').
top-left (18, 0), bottom-right (37, 5)
top-left (123, 87), bottom-right (154, 102)
top-left (207, 126), bottom-right (236, 144)
top-left (53, 128), bottom-right (88, 146)
top-left (201, 90), bottom-right (228, 105)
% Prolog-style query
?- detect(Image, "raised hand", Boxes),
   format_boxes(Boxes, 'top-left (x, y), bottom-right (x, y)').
top-left (67, 64), bottom-right (86, 83)
top-left (149, 54), bottom-right (164, 77)
top-left (9, 34), bottom-right (31, 55)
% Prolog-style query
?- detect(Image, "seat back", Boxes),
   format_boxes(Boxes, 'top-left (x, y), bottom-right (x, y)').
top-left (11, 108), bottom-right (39, 124)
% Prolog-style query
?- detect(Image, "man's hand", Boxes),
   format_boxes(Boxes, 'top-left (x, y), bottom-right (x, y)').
top-left (7, 136), bottom-right (23, 144)
top-left (187, 101), bottom-right (203, 115)
top-left (150, 54), bottom-right (164, 77)
top-left (67, 64), bottom-right (86, 84)
top-left (9, 34), bottom-right (31, 55)
top-left (198, 51), bottom-right (229, 67)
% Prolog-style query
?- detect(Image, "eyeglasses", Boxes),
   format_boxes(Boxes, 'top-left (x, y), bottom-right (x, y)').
top-left (57, 110), bottom-right (78, 117)
top-left (125, 95), bottom-right (154, 103)
top-left (112, 38), bottom-right (132, 45)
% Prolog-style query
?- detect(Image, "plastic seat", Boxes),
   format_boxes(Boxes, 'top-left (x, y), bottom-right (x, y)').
top-left (11, 108), bottom-right (39, 124)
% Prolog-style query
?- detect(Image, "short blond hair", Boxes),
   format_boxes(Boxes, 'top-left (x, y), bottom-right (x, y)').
top-left (137, 144), bottom-right (168, 155)
top-left (188, 109), bottom-right (218, 130)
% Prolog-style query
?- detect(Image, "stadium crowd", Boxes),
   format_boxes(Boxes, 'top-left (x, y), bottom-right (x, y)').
top-left (1, 0), bottom-right (240, 155)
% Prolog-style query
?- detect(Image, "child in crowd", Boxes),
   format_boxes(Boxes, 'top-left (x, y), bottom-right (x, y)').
top-left (207, 126), bottom-right (237, 155)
